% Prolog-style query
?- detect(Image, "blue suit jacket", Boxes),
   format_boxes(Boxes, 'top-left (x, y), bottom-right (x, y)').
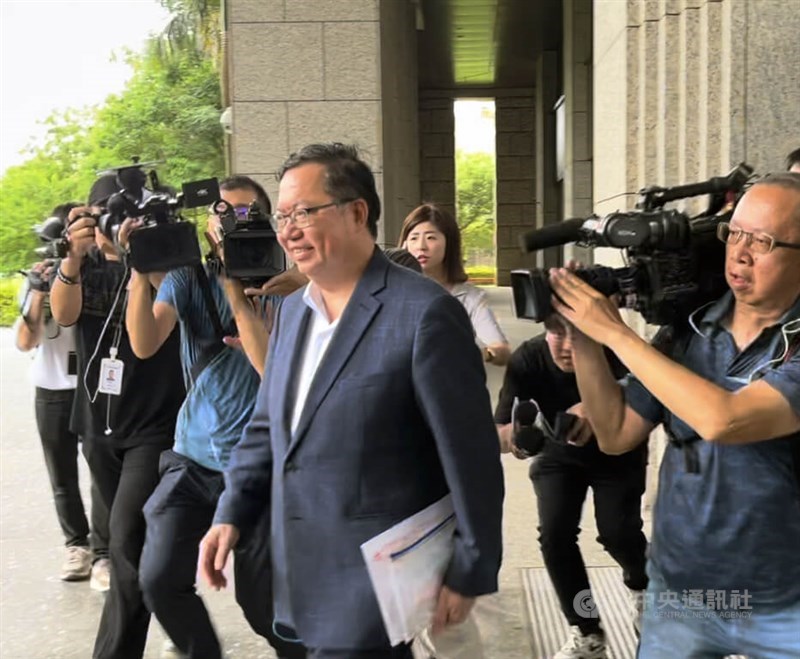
top-left (216, 249), bottom-right (504, 649)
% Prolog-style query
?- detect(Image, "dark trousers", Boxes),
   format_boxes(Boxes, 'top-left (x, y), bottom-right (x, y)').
top-left (83, 435), bottom-right (167, 659)
top-left (34, 387), bottom-right (109, 556)
top-left (307, 644), bottom-right (412, 658)
top-left (530, 450), bottom-right (648, 635)
top-left (139, 450), bottom-right (306, 659)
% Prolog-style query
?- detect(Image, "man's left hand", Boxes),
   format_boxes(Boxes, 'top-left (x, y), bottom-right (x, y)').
top-left (549, 268), bottom-right (626, 345)
top-left (431, 586), bottom-right (475, 635)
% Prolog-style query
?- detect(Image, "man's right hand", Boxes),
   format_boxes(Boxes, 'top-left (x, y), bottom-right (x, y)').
top-left (244, 266), bottom-right (308, 297)
top-left (65, 207), bottom-right (98, 260)
top-left (199, 523), bottom-right (240, 590)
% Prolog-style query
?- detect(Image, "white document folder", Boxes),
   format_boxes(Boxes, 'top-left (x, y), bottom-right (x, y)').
top-left (360, 495), bottom-right (456, 646)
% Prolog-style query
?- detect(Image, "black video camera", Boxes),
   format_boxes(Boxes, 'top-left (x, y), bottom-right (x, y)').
top-left (19, 215), bottom-right (72, 294)
top-left (511, 163), bottom-right (755, 326)
top-left (512, 398), bottom-right (580, 457)
top-left (210, 199), bottom-right (285, 287)
top-left (93, 161), bottom-right (220, 273)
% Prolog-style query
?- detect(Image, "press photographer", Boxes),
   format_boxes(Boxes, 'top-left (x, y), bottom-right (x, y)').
top-left (124, 175), bottom-right (304, 659)
top-left (14, 203), bottom-right (110, 590)
top-left (548, 174), bottom-right (800, 656)
top-left (49, 175), bottom-right (184, 659)
top-left (495, 313), bottom-right (647, 658)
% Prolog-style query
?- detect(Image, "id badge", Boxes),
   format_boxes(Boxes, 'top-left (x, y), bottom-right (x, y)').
top-left (98, 358), bottom-right (124, 396)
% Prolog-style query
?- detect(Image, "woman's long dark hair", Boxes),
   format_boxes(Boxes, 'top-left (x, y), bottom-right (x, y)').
top-left (398, 203), bottom-right (467, 284)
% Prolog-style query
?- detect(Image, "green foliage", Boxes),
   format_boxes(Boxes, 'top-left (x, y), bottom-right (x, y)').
top-left (455, 150), bottom-right (495, 255)
top-left (465, 265), bottom-right (497, 283)
top-left (0, 3), bottom-right (224, 276)
top-left (0, 277), bottom-right (22, 327)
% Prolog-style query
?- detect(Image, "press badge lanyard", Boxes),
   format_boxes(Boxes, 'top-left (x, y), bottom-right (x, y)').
top-left (87, 292), bottom-right (127, 436)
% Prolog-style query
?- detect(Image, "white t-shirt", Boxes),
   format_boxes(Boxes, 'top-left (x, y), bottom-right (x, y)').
top-left (30, 319), bottom-right (78, 391)
top-left (450, 282), bottom-right (508, 348)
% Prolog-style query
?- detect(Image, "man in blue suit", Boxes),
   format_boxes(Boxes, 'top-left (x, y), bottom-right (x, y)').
top-left (200, 143), bottom-right (504, 658)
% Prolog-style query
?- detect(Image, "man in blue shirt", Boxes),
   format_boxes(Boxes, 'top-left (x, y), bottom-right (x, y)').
top-left (548, 173), bottom-right (800, 657)
top-left (125, 176), bottom-right (305, 659)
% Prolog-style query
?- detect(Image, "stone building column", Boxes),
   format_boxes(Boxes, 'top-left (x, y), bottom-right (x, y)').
top-left (535, 50), bottom-right (561, 271)
top-left (418, 93), bottom-right (456, 222)
top-left (562, 0), bottom-right (594, 265)
top-left (495, 91), bottom-right (536, 286)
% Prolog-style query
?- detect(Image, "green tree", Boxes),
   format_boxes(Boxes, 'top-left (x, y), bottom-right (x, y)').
top-left (455, 150), bottom-right (495, 255)
top-left (0, 26), bottom-right (223, 276)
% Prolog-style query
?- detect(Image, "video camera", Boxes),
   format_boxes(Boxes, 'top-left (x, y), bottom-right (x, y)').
top-left (511, 163), bottom-right (755, 327)
top-left (208, 199), bottom-right (285, 287)
top-left (92, 159), bottom-right (220, 273)
top-left (18, 215), bottom-right (71, 293)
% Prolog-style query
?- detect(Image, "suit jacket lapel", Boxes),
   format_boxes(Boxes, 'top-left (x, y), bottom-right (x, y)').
top-left (286, 249), bottom-right (388, 459)
top-left (279, 302), bottom-right (313, 446)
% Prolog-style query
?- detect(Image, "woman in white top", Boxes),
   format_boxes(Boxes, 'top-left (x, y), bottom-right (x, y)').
top-left (15, 244), bottom-right (109, 588)
top-left (399, 203), bottom-right (511, 366)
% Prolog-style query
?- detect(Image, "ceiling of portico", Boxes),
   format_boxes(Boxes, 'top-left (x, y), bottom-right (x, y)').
top-left (415, 0), bottom-right (562, 91)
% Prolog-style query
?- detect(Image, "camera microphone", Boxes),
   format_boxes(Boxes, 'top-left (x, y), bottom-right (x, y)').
top-left (519, 218), bottom-right (586, 253)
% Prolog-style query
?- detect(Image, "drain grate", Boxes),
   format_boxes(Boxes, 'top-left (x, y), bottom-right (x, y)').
top-left (521, 566), bottom-right (637, 658)
top-left (521, 566), bottom-right (749, 659)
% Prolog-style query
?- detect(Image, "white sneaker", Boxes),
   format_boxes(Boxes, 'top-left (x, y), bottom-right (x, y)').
top-left (161, 639), bottom-right (188, 659)
top-left (90, 558), bottom-right (111, 592)
top-left (629, 588), bottom-right (645, 637)
top-left (60, 546), bottom-right (92, 581)
top-left (553, 626), bottom-right (607, 659)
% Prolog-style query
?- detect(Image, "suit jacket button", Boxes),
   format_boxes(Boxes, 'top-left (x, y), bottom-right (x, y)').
top-left (285, 462), bottom-right (297, 472)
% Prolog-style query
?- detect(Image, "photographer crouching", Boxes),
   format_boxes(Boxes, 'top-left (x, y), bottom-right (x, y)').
top-left (495, 313), bottom-right (647, 659)
top-left (549, 173), bottom-right (800, 656)
top-left (50, 177), bottom-right (185, 659)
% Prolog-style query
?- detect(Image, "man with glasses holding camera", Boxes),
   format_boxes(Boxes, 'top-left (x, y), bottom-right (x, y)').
top-left (549, 173), bottom-right (800, 656)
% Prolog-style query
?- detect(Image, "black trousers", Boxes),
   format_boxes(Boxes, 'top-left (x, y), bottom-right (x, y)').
top-left (530, 449), bottom-right (648, 635)
top-left (139, 450), bottom-right (306, 659)
top-left (34, 387), bottom-right (109, 556)
top-left (83, 435), bottom-right (168, 659)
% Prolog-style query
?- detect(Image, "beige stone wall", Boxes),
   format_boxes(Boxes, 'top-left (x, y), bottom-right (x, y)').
top-left (226, 0), bottom-right (386, 232)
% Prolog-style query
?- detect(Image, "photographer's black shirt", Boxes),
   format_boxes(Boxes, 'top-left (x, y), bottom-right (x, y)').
top-left (494, 334), bottom-right (646, 465)
top-left (70, 253), bottom-right (184, 445)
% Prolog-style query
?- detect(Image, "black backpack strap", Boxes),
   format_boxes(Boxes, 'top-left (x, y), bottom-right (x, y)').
top-left (188, 264), bottom-right (228, 385)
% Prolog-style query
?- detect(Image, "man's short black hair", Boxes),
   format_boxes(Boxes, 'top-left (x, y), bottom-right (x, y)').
top-left (785, 147), bottom-right (800, 171)
top-left (220, 175), bottom-right (272, 214)
top-left (277, 143), bottom-right (381, 238)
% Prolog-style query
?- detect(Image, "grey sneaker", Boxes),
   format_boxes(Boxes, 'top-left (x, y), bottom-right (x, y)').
top-left (90, 558), bottom-right (111, 592)
top-left (553, 626), bottom-right (608, 659)
top-left (61, 546), bottom-right (92, 581)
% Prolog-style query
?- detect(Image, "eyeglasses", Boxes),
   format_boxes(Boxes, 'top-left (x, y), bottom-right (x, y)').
top-left (716, 222), bottom-right (800, 255)
top-left (273, 199), bottom-right (354, 230)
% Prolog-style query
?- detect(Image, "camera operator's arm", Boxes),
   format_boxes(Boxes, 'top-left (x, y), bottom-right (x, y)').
top-left (569, 329), bottom-right (655, 454)
top-left (552, 268), bottom-right (800, 445)
top-left (243, 266), bottom-right (308, 298)
top-left (50, 210), bottom-right (96, 326)
top-left (221, 278), bottom-right (269, 378)
top-left (125, 271), bottom-right (177, 359)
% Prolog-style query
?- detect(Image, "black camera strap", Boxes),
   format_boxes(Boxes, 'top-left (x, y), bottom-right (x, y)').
top-left (189, 263), bottom-right (228, 385)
